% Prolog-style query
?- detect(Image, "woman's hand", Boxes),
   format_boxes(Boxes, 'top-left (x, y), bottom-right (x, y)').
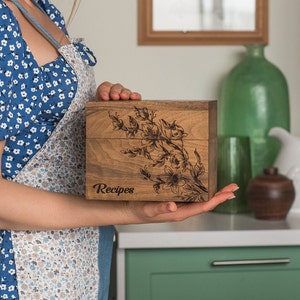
top-left (121, 183), bottom-right (239, 224)
top-left (95, 81), bottom-right (142, 101)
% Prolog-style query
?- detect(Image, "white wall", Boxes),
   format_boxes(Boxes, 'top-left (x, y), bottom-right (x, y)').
top-left (52, 0), bottom-right (300, 137)
top-left (51, 0), bottom-right (300, 211)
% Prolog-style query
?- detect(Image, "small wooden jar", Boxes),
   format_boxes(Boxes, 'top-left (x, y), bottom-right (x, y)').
top-left (246, 167), bottom-right (295, 220)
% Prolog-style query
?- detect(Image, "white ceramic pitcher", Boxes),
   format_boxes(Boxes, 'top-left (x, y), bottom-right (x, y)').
top-left (269, 127), bottom-right (300, 211)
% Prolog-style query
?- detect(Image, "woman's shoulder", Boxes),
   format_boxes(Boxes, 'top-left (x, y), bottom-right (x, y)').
top-left (0, 1), bottom-right (22, 51)
top-left (37, 0), bottom-right (67, 31)
top-left (0, 1), bottom-right (66, 31)
top-left (0, 1), bottom-right (16, 23)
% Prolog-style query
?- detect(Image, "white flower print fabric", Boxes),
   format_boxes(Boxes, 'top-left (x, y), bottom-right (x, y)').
top-left (0, 1), bottom-right (114, 299)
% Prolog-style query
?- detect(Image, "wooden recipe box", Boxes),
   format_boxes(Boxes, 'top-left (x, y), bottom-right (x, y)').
top-left (86, 100), bottom-right (217, 202)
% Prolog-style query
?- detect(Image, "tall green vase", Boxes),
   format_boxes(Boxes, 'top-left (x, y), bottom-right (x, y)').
top-left (218, 44), bottom-right (290, 178)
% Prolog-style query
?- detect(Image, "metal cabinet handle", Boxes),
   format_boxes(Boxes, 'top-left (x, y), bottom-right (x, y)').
top-left (212, 258), bottom-right (291, 266)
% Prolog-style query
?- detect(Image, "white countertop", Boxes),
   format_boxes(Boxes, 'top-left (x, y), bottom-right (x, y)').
top-left (115, 211), bottom-right (300, 249)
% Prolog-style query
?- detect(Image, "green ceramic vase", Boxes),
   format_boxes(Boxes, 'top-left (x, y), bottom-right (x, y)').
top-left (218, 44), bottom-right (290, 178)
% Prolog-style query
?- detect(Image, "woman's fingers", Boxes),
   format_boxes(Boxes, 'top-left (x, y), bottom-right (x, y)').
top-left (127, 183), bottom-right (239, 223)
top-left (95, 81), bottom-right (142, 101)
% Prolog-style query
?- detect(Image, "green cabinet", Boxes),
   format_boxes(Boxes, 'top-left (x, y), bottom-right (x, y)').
top-left (125, 246), bottom-right (300, 300)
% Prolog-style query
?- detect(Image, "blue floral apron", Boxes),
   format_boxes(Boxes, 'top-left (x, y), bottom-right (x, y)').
top-left (6, 1), bottom-right (114, 299)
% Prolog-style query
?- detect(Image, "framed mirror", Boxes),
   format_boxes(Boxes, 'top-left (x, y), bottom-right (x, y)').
top-left (138, 0), bottom-right (268, 45)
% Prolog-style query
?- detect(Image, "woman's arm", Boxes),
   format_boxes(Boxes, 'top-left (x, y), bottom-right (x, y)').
top-left (1, 82), bottom-right (238, 231)
top-left (0, 138), bottom-right (237, 231)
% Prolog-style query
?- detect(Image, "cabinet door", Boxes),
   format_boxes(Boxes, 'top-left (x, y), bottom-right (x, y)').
top-left (125, 246), bottom-right (300, 300)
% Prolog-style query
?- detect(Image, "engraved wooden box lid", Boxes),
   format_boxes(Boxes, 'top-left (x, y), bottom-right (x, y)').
top-left (86, 100), bottom-right (217, 202)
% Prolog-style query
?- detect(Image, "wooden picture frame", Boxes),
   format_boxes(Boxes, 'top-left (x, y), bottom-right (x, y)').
top-left (138, 0), bottom-right (268, 45)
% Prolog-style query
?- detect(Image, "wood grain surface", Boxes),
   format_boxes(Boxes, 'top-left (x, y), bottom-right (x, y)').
top-left (86, 100), bottom-right (217, 202)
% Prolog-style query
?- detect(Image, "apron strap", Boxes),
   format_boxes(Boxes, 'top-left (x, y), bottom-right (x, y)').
top-left (9, 0), bottom-right (62, 49)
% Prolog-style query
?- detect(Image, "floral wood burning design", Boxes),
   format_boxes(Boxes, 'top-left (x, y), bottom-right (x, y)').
top-left (108, 106), bottom-right (208, 202)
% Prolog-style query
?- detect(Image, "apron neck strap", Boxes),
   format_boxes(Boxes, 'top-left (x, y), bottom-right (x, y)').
top-left (9, 0), bottom-right (62, 49)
